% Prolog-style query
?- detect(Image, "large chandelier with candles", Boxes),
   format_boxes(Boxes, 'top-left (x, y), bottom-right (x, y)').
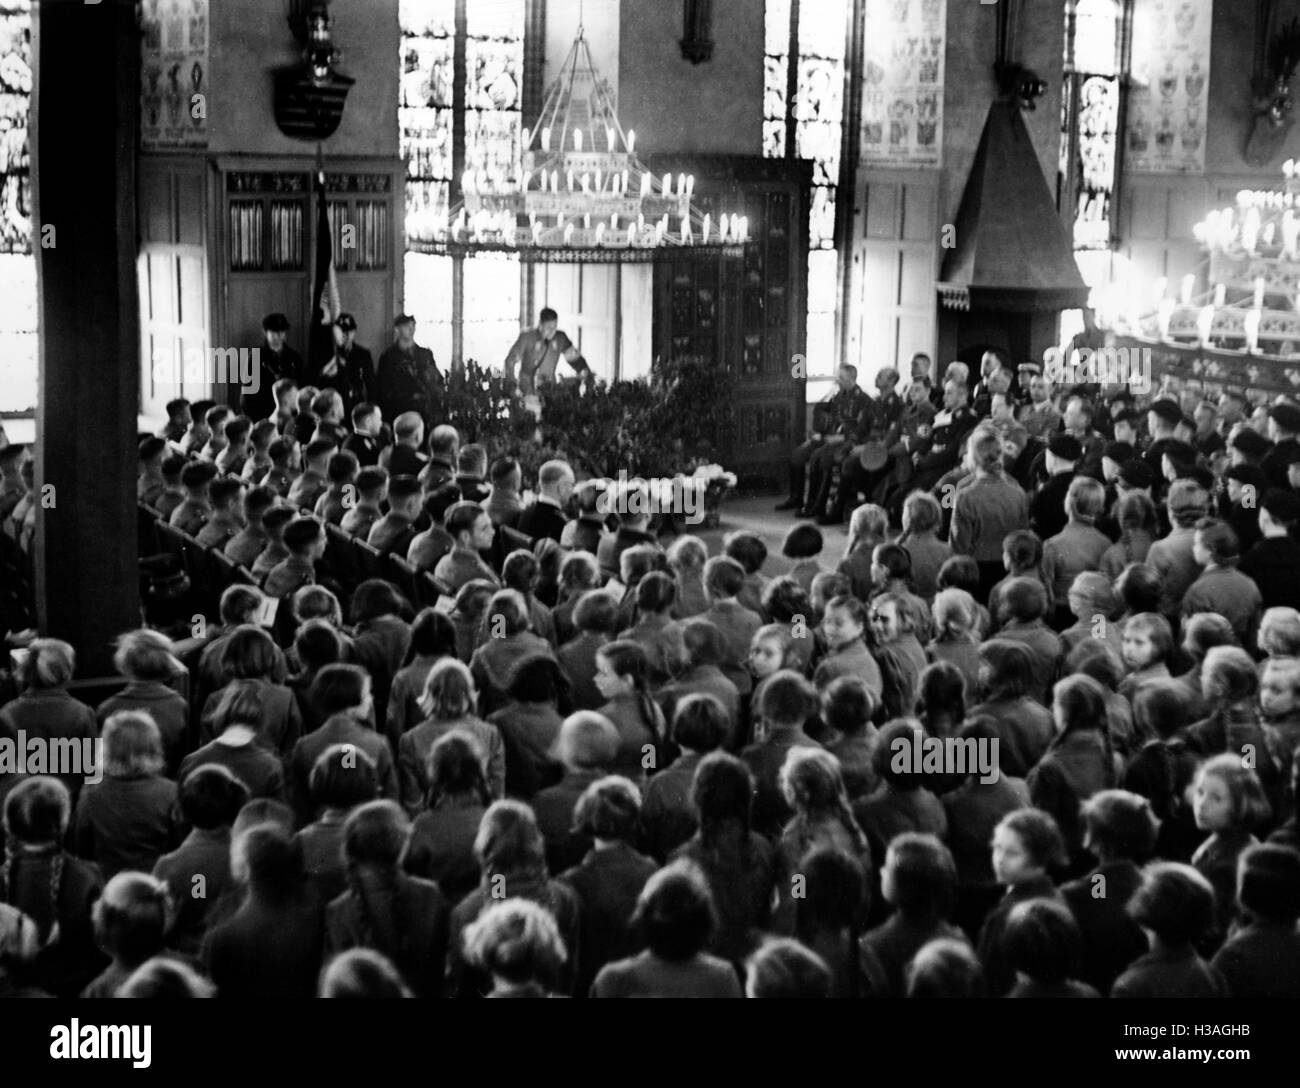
top-left (412, 24), bottom-right (747, 261)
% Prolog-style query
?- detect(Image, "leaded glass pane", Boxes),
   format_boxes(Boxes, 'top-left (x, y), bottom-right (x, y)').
top-left (0, 0), bottom-right (31, 256)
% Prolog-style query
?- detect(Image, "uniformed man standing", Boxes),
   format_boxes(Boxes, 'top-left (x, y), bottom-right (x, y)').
top-left (503, 307), bottom-right (591, 395)
top-left (316, 311), bottom-right (376, 418)
top-left (243, 312), bottom-right (304, 422)
top-left (376, 314), bottom-right (442, 427)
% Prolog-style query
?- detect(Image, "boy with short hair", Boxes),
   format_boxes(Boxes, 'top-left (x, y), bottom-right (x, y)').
top-left (310, 389), bottom-right (348, 446)
top-left (702, 555), bottom-right (762, 696)
top-left (216, 416), bottom-right (253, 477)
top-left (225, 486), bottom-right (278, 568)
top-left (453, 444), bottom-right (491, 504)
top-left (265, 516), bottom-right (326, 598)
top-left (197, 478), bottom-right (247, 548)
top-left (182, 399), bottom-right (215, 456)
top-left (420, 424), bottom-right (460, 491)
top-left (252, 505), bottom-right (297, 581)
top-left (741, 669), bottom-right (824, 837)
top-left (241, 418), bottom-right (279, 485)
top-left (314, 450), bottom-right (360, 527)
top-left (199, 404), bottom-right (233, 462)
top-left (344, 402), bottom-right (386, 468)
top-left (137, 437), bottom-right (168, 507)
top-left (170, 460), bottom-right (220, 534)
top-left (263, 436), bottom-right (298, 497)
top-left (272, 377), bottom-right (299, 431)
top-left (154, 454), bottom-right (188, 520)
top-left (288, 437), bottom-right (338, 509)
top-left (340, 466), bottom-right (388, 539)
top-left (484, 456), bottom-right (523, 528)
top-left (159, 397), bottom-right (192, 444)
top-left (368, 474), bottom-right (422, 556)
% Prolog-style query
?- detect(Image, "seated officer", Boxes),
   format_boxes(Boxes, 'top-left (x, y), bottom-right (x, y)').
top-left (776, 364), bottom-right (871, 518)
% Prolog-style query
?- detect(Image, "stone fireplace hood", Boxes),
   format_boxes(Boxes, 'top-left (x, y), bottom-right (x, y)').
top-left (938, 99), bottom-right (1090, 314)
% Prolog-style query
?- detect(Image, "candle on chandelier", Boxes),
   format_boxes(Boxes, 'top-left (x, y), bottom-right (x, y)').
top-left (1245, 308), bottom-right (1261, 353)
top-left (702, 213), bottom-right (711, 243)
top-left (606, 126), bottom-right (616, 151)
top-left (627, 129), bottom-right (636, 154)
top-left (1214, 283), bottom-right (1226, 307)
top-left (640, 173), bottom-right (651, 198)
top-left (1255, 277), bottom-right (1267, 308)
top-left (663, 173), bottom-right (673, 197)
top-left (1287, 160), bottom-right (1296, 179)
top-left (574, 129), bottom-right (583, 152)
top-left (1157, 297), bottom-right (1175, 339)
top-left (678, 173), bottom-right (687, 200)
top-left (1197, 305), bottom-right (1215, 346)
top-left (1154, 276), bottom-right (1168, 302)
top-left (522, 127), bottom-right (530, 150)
top-left (541, 127), bottom-right (551, 151)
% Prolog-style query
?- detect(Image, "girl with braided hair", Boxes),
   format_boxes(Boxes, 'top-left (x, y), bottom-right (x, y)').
top-left (324, 799), bottom-right (449, 998)
top-left (0, 776), bottom-right (103, 997)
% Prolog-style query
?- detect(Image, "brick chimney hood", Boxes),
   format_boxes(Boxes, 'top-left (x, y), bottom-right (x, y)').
top-left (938, 99), bottom-right (1090, 314)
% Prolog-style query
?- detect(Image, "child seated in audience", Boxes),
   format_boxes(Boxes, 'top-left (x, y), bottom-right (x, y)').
top-left (451, 444), bottom-right (490, 505)
top-left (1002, 898), bottom-right (1100, 998)
top-left (181, 398), bottom-right (213, 455)
top-left (271, 377), bottom-right (298, 432)
top-left (1059, 571), bottom-right (1121, 657)
top-left (324, 800), bottom-right (449, 998)
top-left (809, 571), bottom-right (850, 630)
top-left (852, 719), bottom-right (948, 864)
top-left (313, 451), bottom-right (359, 527)
top-left (781, 522), bottom-right (826, 595)
top-left (159, 396), bottom-right (191, 444)
top-left (988, 530), bottom-right (1048, 634)
top-left (822, 676), bottom-right (879, 801)
top-left (936, 555), bottom-right (992, 639)
top-left (904, 938), bottom-right (986, 998)
top-left (898, 491), bottom-right (952, 601)
top-left (502, 549), bottom-right (556, 644)
top-left (288, 437), bottom-right (336, 510)
top-left (96, 627), bottom-right (189, 775)
top-left (977, 807), bottom-right (1066, 996)
top-left (265, 516), bottom-right (325, 599)
top-left (838, 502), bottom-right (889, 602)
top-left (1059, 789), bottom-right (1157, 995)
top-left (553, 551), bottom-right (599, 643)
top-left (368, 474), bottom-right (421, 557)
top-left (216, 415), bottom-right (252, 477)
top-left (137, 436), bottom-right (167, 506)
top-left (1120, 679), bottom-right (1201, 862)
top-left (310, 390), bottom-right (348, 446)
top-left (701, 555), bottom-right (762, 696)
top-left (671, 754), bottom-right (776, 969)
top-left (251, 504), bottom-right (296, 581)
top-left (657, 618), bottom-right (741, 743)
top-left (485, 653), bottom-right (566, 801)
top-left (400, 658), bottom-right (505, 812)
top-left (722, 531), bottom-right (769, 618)
top-left (926, 588), bottom-right (981, 695)
top-left (152, 765), bottom-right (248, 953)
top-left (386, 607), bottom-right (456, 740)
top-left (1258, 606), bottom-right (1300, 658)
top-left (181, 680), bottom-right (287, 801)
top-left (403, 731), bottom-right (492, 904)
top-left (483, 456), bottom-right (524, 529)
top-left (991, 577), bottom-right (1062, 705)
top-left (338, 466), bottom-right (387, 540)
top-left (747, 623), bottom-right (800, 729)
top-left (870, 594), bottom-right (928, 721)
top-left (553, 589), bottom-right (612, 710)
top-left (421, 424), bottom-right (460, 491)
top-left (449, 578), bottom-right (496, 664)
top-left (745, 939), bottom-right (834, 999)
top-left (73, 710), bottom-right (183, 879)
top-left (291, 386), bottom-right (321, 444)
top-left (295, 745), bottom-right (379, 906)
top-left (169, 459), bottom-right (219, 534)
top-left (612, 543), bottom-right (662, 632)
top-left (241, 418), bottom-right (279, 484)
top-left (1041, 477), bottom-right (1110, 630)
top-left (967, 639), bottom-right (1053, 778)
top-left (199, 404), bottom-right (232, 463)
top-left (341, 402), bottom-right (385, 468)
top-left (641, 694), bottom-right (730, 862)
top-left (771, 748), bottom-right (872, 932)
top-left (469, 589), bottom-right (553, 716)
top-left (81, 873), bottom-right (172, 998)
top-left (462, 898), bottom-right (569, 999)
top-left (593, 640), bottom-right (667, 779)
top-left (1115, 562), bottom-right (1164, 627)
top-left (1187, 646), bottom-right (1276, 772)
top-left (1190, 753), bottom-right (1272, 941)
top-left (153, 453), bottom-right (187, 520)
top-left (869, 543), bottom-right (933, 644)
top-left (666, 535), bottom-right (710, 620)
top-left (289, 618), bottom-right (346, 732)
top-left (591, 859), bottom-right (743, 998)
top-left (859, 833), bottom-right (966, 998)
top-left (741, 670), bottom-right (825, 838)
top-left (1183, 518), bottom-right (1263, 648)
top-left (813, 595), bottom-right (882, 701)
top-left (760, 576), bottom-right (817, 675)
top-left (1260, 655), bottom-right (1300, 764)
top-left (224, 485), bottom-right (276, 569)
top-left (1118, 611), bottom-right (1174, 701)
top-left (1210, 844), bottom-right (1300, 997)
top-left (380, 411), bottom-right (428, 478)
top-left (195, 477), bottom-right (245, 548)
top-left (1110, 862), bottom-right (1227, 997)
top-left (262, 436), bottom-right (298, 498)
top-left (1100, 490), bottom-right (1160, 582)
top-left (434, 501), bottom-right (500, 592)
top-left (621, 572), bottom-right (680, 684)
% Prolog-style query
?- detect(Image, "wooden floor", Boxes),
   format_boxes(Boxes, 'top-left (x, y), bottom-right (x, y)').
top-left (691, 494), bottom-right (853, 576)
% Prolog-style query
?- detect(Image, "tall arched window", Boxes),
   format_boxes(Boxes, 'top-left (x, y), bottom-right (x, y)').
top-left (0, 0), bottom-right (34, 413)
top-left (401, 0), bottom-right (524, 368)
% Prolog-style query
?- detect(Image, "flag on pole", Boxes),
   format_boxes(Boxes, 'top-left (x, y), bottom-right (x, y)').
top-left (308, 170), bottom-right (341, 380)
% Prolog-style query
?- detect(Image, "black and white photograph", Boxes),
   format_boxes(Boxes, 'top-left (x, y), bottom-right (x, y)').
top-left (0, 0), bottom-right (1296, 1063)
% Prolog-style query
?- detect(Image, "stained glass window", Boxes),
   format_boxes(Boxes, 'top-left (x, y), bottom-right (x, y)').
top-left (1061, 0), bottom-right (1124, 254)
top-left (765, 0), bottom-right (848, 381)
top-left (0, 0), bottom-right (34, 411)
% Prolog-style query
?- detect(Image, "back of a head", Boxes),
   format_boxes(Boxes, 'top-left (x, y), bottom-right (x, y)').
top-left (905, 937), bottom-right (986, 998)
top-left (3, 775), bottom-right (71, 845)
top-left (342, 800), bottom-right (410, 871)
top-left (319, 948), bottom-right (412, 998)
top-left (179, 764), bottom-right (250, 831)
top-left (556, 711), bottom-right (620, 769)
top-left (1127, 861), bottom-right (1216, 945)
top-left (758, 669), bottom-right (817, 729)
top-left (633, 860), bottom-right (716, 962)
top-left (461, 898), bottom-right (568, 987)
top-left (239, 822), bottom-right (304, 898)
top-left (746, 938), bottom-right (832, 998)
top-left (94, 872), bottom-right (172, 965)
top-left (118, 956), bottom-right (216, 998)
top-left (474, 799), bottom-right (546, 879)
top-left (1238, 843), bottom-right (1300, 923)
top-left (691, 751), bottom-right (754, 830)
top-left (1001, 898), bottom-right (1083, 986)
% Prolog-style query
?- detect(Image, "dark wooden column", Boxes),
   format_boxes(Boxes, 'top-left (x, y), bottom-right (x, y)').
top-left (33, 0), bottom-right (140, 676)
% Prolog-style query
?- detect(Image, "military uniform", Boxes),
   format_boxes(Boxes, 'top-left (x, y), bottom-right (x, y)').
top-left (376, 343), bottom-right (442, 426)
top-left (802, 386), bottom-right (873, 517)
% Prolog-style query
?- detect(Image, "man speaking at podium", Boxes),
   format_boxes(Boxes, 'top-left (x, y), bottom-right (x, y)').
top-left (503, 307), bottom-right (592, 396)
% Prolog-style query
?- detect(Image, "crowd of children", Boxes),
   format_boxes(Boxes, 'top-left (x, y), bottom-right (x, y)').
top-left (3, 362), bottom-right (1300, 998)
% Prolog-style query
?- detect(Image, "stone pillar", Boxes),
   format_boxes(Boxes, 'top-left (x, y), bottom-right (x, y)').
top-left (33, 0), bottom-right (140, 675)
